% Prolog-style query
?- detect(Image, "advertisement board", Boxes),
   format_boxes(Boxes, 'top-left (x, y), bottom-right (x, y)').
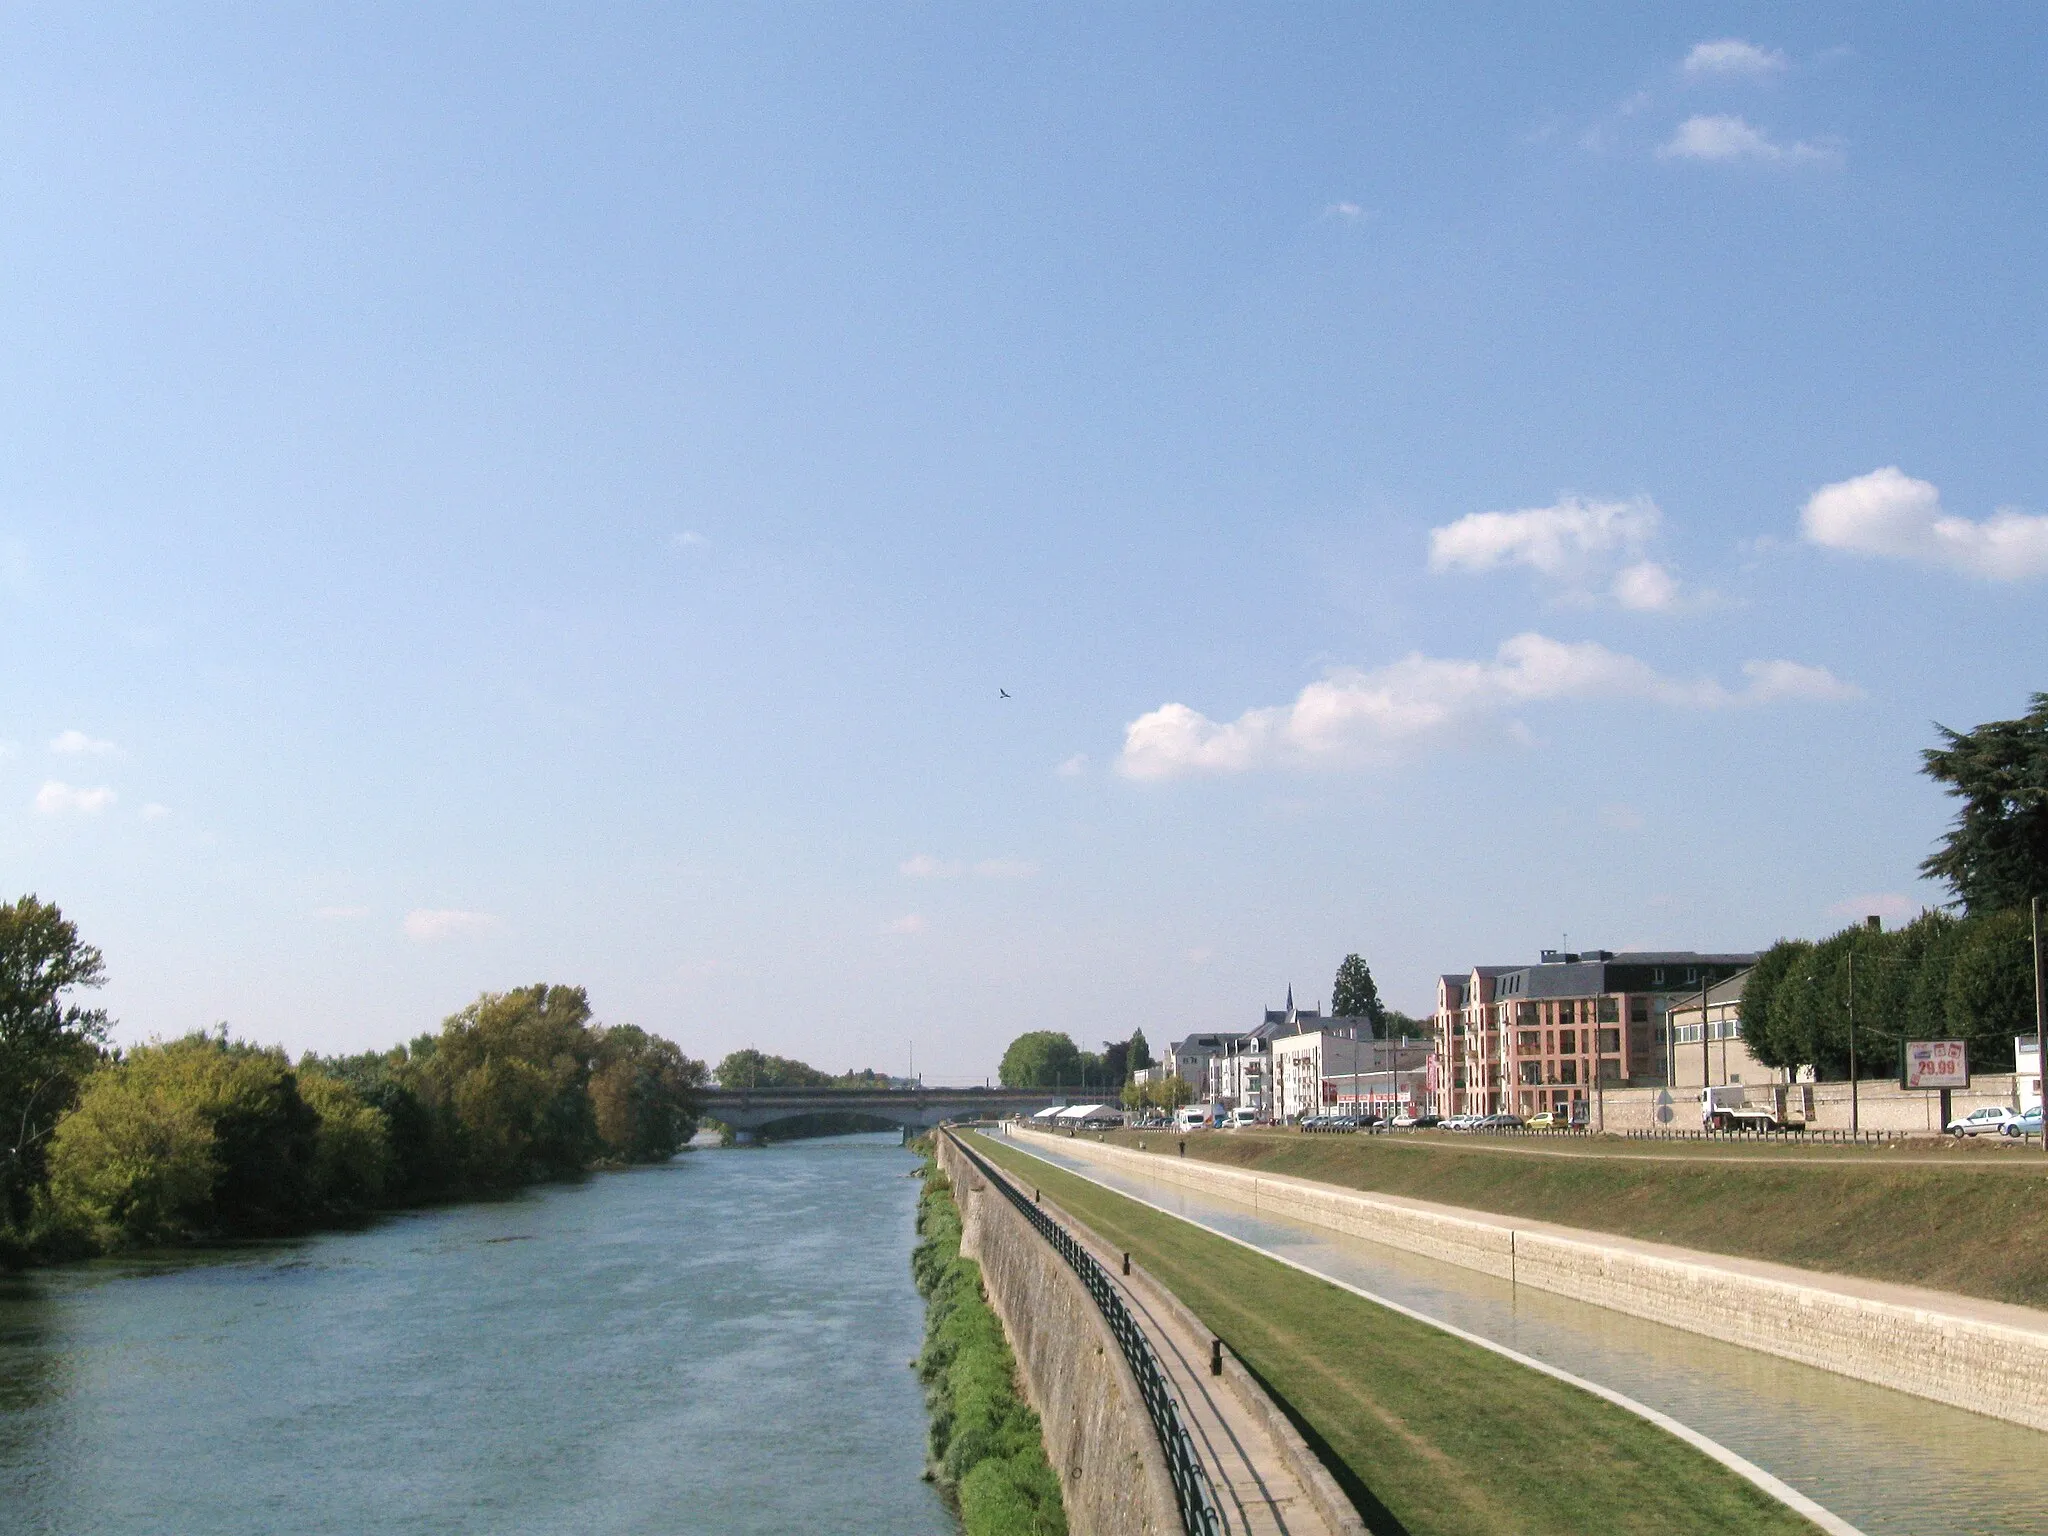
top-left (1901, 1040), bottom-right (1970, 1091)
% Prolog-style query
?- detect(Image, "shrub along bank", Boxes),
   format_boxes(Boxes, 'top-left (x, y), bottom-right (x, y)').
top-left (911, 1147), bottom-right (1066, 1536)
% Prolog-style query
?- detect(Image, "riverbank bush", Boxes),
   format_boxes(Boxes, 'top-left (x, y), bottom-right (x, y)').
top-left (911, 1149), bottom-right (1065, 1536)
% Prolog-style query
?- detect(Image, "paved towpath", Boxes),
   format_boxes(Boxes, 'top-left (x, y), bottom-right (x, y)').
top-left (966, 1137), bottom-right (1355, 1536)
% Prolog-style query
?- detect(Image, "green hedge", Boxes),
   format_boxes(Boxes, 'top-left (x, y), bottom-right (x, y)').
top-left (912, 1149), bottom-right (1066, 1536)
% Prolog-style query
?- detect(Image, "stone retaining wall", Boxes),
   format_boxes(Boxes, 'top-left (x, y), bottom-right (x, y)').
top-left (1591, 1075), bottom-right (2023, 1133)
top-left (1016, 1126), bottom-right (2048, 1433)
top-left (934, 1133), bottom-right (1182, 1536)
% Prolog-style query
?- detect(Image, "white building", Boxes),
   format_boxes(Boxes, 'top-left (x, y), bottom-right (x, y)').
top-left (1271, 1030), bottom-right (1432, 1121)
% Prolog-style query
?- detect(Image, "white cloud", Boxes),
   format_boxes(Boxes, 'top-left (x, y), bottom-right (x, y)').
top-left (403, 908), bottom-right (498, 942)
top-left (316, 905), bottom-right (370, 919)
top-left (50, 729), bottom-right (116, 755)
top-left (35, 781), bottom-right (116, 815)
top-left (1323, 201), bottom-right (1366, 221)
top-left (1610, 560), bottom-right (1681, 612)
top-left (1659, 114), bottom-right (1839, 165)
top-left (885, 913), bottom-right (927, 936)
top-left (1683, 39), bottom-right (1788, 78)
top-left (1429, 495), bottom-right (1685, 609)
top-left (670, 531), bottom-right (709, 551)
top-left (1116, 632), bottom-right (1859, 780)
top-left (139, 802), bottom-right (171, 820)
top-left (1801, 467), bottom-right (2048, 581)
top-left (1055, 753), bottom-right (1089, 779)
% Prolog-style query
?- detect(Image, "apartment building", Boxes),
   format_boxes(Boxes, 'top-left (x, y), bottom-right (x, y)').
top-left (1270, 1029), bottom-right (1432, 1121)
top-left (1665, 968), bottom-right (1781, 1090)
top-left (1432, 949), bottom-right (1758, 1119)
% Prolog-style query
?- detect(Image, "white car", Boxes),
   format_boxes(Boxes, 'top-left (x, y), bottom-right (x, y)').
top-left (1947, 1105), bottom-right (2020, 1137)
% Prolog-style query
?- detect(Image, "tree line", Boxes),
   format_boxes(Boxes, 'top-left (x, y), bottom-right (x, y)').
top-left (1, 895), bottom-right (706, 1267)
top-left (1743, 692), bottom-right (2048, 1079)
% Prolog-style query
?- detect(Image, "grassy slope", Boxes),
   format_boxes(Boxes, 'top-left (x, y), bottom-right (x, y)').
top-left (967, 1133), bottom-right (1817, 1536)
top-left (1096, 1129), bottom-right (2048, 1308)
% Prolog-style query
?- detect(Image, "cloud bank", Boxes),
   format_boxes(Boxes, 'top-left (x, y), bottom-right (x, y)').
top-left (1660, 115), bottom-right (1838, 165)
top-left (1683, 40), bottom-right (1787, 78)
top-left (1117, 633), bottom-right (1858, 781)
top-left (1802, 467), bottom-right (2048, 580)
top-left (36, 781), bottom-right (116, 815)
top-left (1428, 495), bottom-right (1681, 610)
top-left (50, 729), bottom-right (116, 755)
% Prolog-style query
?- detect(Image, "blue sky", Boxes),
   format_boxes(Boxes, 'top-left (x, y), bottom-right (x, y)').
top-left (5, 6), bottom-right (2044, 1080)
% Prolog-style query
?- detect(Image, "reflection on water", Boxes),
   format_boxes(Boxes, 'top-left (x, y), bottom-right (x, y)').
top-left (1011, 1133), bottom-right (2048, 1536)
top-left (0, 1135), bottom-right (952, 1536)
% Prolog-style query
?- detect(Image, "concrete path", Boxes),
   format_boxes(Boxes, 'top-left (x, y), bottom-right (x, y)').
top-left (974, 1147), bottom-right (1356, 1536)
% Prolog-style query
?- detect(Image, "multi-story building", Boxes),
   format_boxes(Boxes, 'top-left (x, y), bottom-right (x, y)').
top-left (1170, 990), bottom-right (1381, 1121)
top-left (1432, 949), bottom-right (1758, 1119)
top-left (1271, 1029), bottom-right (1432, 1121)
top-left (1665, 969), bottom-right (1781, 1090)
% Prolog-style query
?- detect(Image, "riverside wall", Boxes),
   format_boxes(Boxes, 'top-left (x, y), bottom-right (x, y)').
top-left (1015, 1125), bottom-right (2048, 1434)
top-left (934, 1132), bottom-right (1182, 1536)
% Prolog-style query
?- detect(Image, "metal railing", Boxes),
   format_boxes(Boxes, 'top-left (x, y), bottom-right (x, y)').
top-left (946, 1131), bottom-right (1222, 1536)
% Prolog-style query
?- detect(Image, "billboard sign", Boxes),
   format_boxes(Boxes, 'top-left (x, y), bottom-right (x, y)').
top-left (1901, 1040), bottom-right (1969, 1091)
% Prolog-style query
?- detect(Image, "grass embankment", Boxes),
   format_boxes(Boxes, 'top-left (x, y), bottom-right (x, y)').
top-left (1100, 1128), bottom-right (2048, 1309)
top-left (968, 1133), bottom-right (1817, 1536)
top-left (911, 1148), bottom-right (1066, 1536)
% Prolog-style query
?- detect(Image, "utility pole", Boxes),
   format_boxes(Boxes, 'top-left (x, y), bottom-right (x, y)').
top-left (1700, 975), bottom-right (1711, 1099)
top-left (1848, 950), bottom-right (1859, 1135)
top-left (2034, 896), bottom-right (2045, 1154)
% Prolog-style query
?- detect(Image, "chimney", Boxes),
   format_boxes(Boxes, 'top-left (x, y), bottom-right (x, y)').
top-left (1865, 915), bottom-right (1882, 933)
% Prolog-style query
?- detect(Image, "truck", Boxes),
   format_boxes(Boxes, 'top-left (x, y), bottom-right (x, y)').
top-left (1700, 1084), bottom-right (1780, 1131)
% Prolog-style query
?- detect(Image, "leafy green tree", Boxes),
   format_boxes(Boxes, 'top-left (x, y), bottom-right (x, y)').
top-left (1099, 1039), bottom-right (1129, 1084)
top-left (998, 1031), bottom-right (1081, 1089)
top-left (419, 984), bottom-right (601, 1186)
top-left (296, 1068), bottom-right (395, 1210)
top-left (714, 1048), bottom-right (834, 1089)
top-left (1944, 909), bottom-right (2035, 1068)
top-left (45, 1062), bottom-right (214, 1249)
top-left (589, 1024), bottom-right (706, 1161)
top-left (1332, 954), bottom-right (1386, 1032)
top-left (1127, 1030), bottom-right (1153, 1073)
top-left (0, 896), bottom-right (111, 1234)
top-left (1921, 692), bottom-right (2048, 915)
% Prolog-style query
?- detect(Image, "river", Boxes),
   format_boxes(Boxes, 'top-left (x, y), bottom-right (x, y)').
top-left (0, 1134), bottom-right (953, 1536)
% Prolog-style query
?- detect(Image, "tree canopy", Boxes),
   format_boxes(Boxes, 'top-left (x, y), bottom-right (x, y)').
top-left (1921, 692), bottom-right (2048, 915)
top-left (0, 896), bottom-right (110, 1233)
top-left (998, 1031), bottom-right (1082, 1089)
top-left (1332, 954), bottom-right (1386, 1031)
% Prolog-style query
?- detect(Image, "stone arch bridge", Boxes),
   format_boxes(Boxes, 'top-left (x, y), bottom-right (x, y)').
top-left (695, 1086), bottom-right (1071, 1141)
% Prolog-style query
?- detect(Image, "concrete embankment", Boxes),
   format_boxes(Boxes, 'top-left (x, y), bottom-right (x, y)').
top-left (1016, 1126), bottom-right (2048, 1434)
top-left (934, 1132), bottom-right (1181, 1536)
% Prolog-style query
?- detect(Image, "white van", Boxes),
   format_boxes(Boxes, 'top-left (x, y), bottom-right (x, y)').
top-left (1174, 1103), bottom-right (1222, 1131)
top-left (1227, 1107), bottom-right (1260, 1128)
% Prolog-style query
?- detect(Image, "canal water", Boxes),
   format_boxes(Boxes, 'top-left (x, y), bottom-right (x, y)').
top-left (0, 1134), bottom-right (953, 1536)
top-left (1005, 1130), bottom-right (2048, 1536)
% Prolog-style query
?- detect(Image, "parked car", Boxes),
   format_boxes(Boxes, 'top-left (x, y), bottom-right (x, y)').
top-left (1947, 1105), bottom-right (2020, 1137)
top-left (1526, 1110), bottom-right (1563, 1129)
top-left (1439, 1113), bottom-right (1478, 1131)
top-left (2002, 1107), bottom-right (2044, 1138)
top-left (1389, 1112), bottom-right (1442, 1129)
top-left (1475, 1113), bottom-right (1525, 1130)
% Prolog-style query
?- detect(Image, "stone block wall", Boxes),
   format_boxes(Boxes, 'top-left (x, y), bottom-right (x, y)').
top-left (934, 1133), bottom-right (1182, 1536)
top-left (1015, 1126), bottom-right (2048, 1433)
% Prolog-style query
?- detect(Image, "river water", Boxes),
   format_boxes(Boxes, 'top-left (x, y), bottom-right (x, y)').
top-left (0, 1134), bottom-right (952, 1536)
top-left (1005, 1130), bottom-right (2048, 1536)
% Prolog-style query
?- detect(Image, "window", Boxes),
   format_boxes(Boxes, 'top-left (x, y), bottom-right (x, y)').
top-left (1517, 1003), bottom-right (1538, 1025)
top-left (1559, 1029), bottom-right (1576, 1055)
top-left (1597, 997), bottom-right (1619, 1024)
top-left (1519, 1030), bottom-right (1541, 1052)
top-left (1598, 1028), bottom-right (1620, 1054)
top-left (1685, 967), bottom-right (1698, 984)
top-left (1630, 1000), bottom-right (1649, 1024)
top-left (1652, 969), bottom-right (1665, 985)
top-left (1558, 1000), bottom-right (1576, 1025)
top-left (1597, 1059), bottom-right (1622, 1084)
top-left (1559, 1060), bottom-right (1578, 1084)
top-left (1519, 1062), bottom-right (1542, 1085)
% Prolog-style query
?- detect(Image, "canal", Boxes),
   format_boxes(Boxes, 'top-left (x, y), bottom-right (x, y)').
top-left (1006, 1129), bottom-right (2048, 1536)
top-left (0, 1134), bottom-right (953, 1536)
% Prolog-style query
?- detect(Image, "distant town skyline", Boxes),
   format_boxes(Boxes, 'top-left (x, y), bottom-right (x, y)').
top-left (4, 7), bottom-right (2043, 1079)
